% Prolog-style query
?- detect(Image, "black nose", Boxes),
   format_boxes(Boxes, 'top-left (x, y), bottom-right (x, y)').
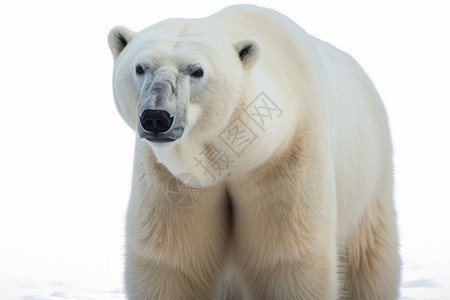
top-left (140, 110), bottom-right (174, 133)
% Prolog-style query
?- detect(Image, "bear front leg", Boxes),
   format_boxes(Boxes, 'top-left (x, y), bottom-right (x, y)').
top-left (229, 148), bottom-right (338, 300)
top-left (342, 173), bottom-right (400, 300)
top-left (124, 151), bottom-right (230, 299)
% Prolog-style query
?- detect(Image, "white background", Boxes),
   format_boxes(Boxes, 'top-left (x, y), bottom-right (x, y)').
top-left (0, 0), bottom-right (449, 299)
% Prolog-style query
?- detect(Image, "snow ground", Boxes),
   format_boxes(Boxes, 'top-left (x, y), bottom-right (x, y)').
top-left (0, 244), bottom-right (449, 299)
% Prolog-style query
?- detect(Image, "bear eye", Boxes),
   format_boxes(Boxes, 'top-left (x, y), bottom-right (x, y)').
top-left (135, 65), bottom-right (145, 75)
top-left (191, 68), bottom-right (204, 78)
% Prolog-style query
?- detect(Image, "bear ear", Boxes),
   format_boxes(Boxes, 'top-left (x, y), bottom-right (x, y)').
top-left (108, 26), bottom-right (135, 60)
top-left (234, 38), bottom-right (261, 70)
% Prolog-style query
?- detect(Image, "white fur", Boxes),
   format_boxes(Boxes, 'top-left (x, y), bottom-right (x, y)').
top-left (109, 4), bottom-right (400, 299)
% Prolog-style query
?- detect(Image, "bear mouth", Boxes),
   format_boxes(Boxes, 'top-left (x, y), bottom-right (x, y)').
top-left (138, 125), bottom-right (185, 144)
top-left (145, 137), bottom-right (176, 144)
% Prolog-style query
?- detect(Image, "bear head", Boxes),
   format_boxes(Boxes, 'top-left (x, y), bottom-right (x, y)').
top-left (108, 20), bottom-right (260, 146)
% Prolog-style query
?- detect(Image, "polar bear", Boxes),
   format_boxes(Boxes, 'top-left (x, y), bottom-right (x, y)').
top-left (108, 4), bottom-right (400, 300)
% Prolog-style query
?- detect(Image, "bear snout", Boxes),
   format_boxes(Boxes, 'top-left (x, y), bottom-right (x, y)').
top-left (140, 109), bottom-right (174, 134)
